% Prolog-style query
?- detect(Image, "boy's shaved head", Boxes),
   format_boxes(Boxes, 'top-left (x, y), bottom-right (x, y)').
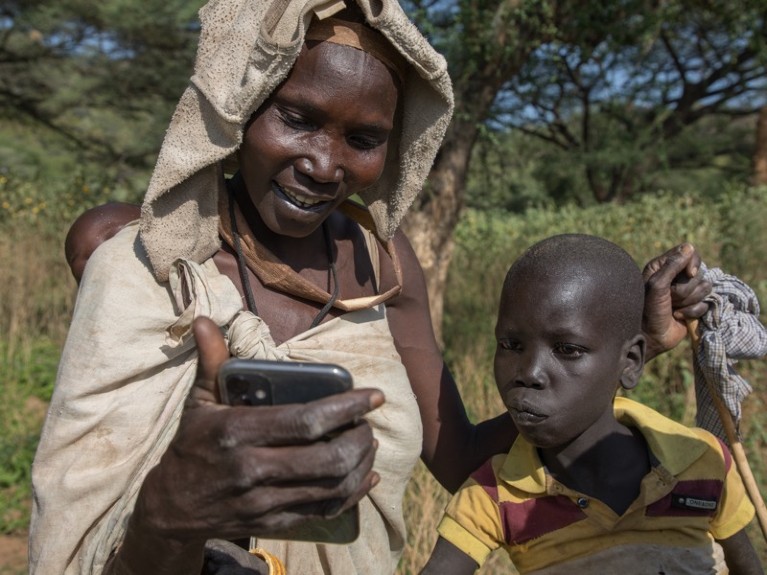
top-left (504, 234), bottom-right (645, 340)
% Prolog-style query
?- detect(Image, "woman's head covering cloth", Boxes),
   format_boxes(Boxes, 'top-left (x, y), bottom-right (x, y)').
top-left (139, 0), bottom-right (454, 281)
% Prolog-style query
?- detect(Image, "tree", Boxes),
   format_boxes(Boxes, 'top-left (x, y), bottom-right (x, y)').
top-left (0, 0), bottom-right (202, 185)
top-left (2, 0), bottom-right (765, 340)
top-left (401, 0), bottom-right (560, 342)
top-left (755, 105), bottom-right (767, 185)
top-left (403, 0), bottom-right (767, 341)
top-left (502, 1), bottom-right (767, 203)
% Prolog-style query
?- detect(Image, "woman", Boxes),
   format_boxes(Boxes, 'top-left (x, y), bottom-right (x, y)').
top-left (30, 1), bottom-right (710, 574)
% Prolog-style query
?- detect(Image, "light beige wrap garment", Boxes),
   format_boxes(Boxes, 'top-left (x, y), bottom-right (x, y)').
top-left (31, 221), bottom-right (422, 574)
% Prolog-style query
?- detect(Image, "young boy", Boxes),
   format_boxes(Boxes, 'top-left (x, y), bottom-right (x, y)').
top-left (421, 234), bottom-right (762, 575)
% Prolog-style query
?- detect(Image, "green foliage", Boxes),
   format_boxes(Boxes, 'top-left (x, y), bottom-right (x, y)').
top-left (0, 0), bottom-right (204, 179)
top-left (0, 339), bottom-right (59, 533)
top-left (0, 169), bottom-right (139, 229)
top-left (445, 188), bottom-right (767, 360)
top-left (467, 111), bottom-right (760, 212)
top-left (487, 0), bottom-right (767, 203)
top-left (718, 185), bottom-right (767, 297)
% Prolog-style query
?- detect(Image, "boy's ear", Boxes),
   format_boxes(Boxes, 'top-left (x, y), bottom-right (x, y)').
top-left (619, 335), bottom-right (646, 391)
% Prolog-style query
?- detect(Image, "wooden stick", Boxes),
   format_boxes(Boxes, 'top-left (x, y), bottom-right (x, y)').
top-left (687, 319), bottom-right (767, 543)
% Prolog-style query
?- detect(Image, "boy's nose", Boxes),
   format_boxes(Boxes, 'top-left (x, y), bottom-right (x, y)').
top-left (515, 352), bottom-right (547, 389)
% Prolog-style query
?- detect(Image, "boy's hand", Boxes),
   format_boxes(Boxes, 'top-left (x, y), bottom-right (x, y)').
top-left (642, 243), bottom-right (712, 359)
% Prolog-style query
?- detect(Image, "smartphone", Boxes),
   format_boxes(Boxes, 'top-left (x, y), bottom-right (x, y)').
top-left (216, 358), bottom-right (360, 544)
top-left (218, 358), bottom-right (353, 407)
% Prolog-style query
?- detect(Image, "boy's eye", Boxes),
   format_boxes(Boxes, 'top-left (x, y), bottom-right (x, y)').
top-left (498, 338), bottom-right (521, 352)
top-left (554, 343), bottom-right (586, 358)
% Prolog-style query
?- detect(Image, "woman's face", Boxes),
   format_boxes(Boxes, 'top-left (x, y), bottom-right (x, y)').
top-left (238, 41), bottom-right (399, 238)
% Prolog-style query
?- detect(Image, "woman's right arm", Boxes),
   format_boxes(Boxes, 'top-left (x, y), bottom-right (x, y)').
top-left (106, 317), bottom-right (383, 574)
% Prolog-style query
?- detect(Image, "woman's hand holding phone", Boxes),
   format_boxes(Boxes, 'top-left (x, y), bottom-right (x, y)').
top-left (113, 318), bottom-right (383, 573)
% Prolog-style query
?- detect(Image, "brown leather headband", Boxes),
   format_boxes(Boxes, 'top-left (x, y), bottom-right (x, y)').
top-left (305, 17), bottom-right (407, 83)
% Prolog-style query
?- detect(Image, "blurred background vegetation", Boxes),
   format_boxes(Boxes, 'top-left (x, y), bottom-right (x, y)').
top-left (1, 0), bottom-right (766, 572)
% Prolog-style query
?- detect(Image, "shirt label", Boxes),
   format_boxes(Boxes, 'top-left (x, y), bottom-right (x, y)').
top-left (671, 494), bottom-right (718, 511)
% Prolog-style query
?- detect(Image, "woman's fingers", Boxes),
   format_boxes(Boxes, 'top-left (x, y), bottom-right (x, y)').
top-left (232, 422), bottom-right (377, 487)
top-left (189, 317), bottom-right (231, 406)
top-left (142, 316), bottom-right (387, 542)
top-left (215, 389), bottom-right (384, 446)
top-left (139, 389), bottom-right (384, 541)
top-left (642, 243), bottom-right (711, 355)
top-left (642, 242), bottom-right (698, 282)
top-left (235, 438), bottom-right (378, 514)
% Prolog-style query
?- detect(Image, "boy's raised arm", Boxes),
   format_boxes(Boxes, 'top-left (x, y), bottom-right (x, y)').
top-left (420, 537), bottom-right (480, 575)
top-left (717, 529), bottom-right (764, 575)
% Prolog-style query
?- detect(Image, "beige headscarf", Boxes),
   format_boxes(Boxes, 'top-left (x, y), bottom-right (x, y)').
top-left (139, 0), bottom-right (454, 281)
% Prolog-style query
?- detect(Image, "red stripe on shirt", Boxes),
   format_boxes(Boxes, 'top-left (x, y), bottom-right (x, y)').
top-left (715, 437), bottom-right (732, 473)
top-left (499, 496), bottom-right (587, 544)
top-left (471, 459), bottom-right (499, 503)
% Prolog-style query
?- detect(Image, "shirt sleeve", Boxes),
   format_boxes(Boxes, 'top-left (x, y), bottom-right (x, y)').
top-left (436, 477), bottom-right (506, 567)
top-left (708, 439), bottom-right (755, 540)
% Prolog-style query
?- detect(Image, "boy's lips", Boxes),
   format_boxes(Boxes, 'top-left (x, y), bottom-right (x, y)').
top-left (509, 402), bottom-right (547, 423)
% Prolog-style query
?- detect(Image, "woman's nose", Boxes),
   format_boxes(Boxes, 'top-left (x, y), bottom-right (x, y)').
top-left (296, 136), bottom-right (344, 183)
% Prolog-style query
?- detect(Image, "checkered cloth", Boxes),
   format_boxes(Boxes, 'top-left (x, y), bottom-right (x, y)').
top-left (692, 264), bottom-right (767, 442)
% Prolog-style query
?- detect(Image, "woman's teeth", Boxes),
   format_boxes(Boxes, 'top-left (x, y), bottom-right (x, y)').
top-left (283, 188), bottom-right (323, 208)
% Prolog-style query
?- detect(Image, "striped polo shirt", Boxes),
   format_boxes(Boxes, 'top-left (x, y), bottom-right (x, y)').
top-left (437, 397), bottom-right (754, 574)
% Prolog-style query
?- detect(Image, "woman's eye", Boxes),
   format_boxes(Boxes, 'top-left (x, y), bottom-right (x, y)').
top-left (279, 110), bottom-right (314, 130)
top-left (348, 134), bottom-right (386, 151)
top-left (554, 343), bottom-right (585, 358)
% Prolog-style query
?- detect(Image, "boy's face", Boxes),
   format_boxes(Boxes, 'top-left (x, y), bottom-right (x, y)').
top-left (494, 269), bottom-right (642, 451)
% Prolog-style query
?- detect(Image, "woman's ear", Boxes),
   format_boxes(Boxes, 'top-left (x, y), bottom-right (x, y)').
top-left (619, 334), bottom-right (646, 391)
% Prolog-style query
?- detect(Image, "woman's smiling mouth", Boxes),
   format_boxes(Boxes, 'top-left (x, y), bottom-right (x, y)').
top-left (274, 182), bottom-right (330, 209)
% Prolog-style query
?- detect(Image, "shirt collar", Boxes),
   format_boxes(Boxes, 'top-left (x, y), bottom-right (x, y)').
top-left (497, 396), bottom-right (709, 493)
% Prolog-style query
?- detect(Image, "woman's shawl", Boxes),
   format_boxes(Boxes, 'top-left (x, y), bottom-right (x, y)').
top-left (30, 222), bottom-right (423, 574)
top-left (29, 223), bottom-right (239, 574)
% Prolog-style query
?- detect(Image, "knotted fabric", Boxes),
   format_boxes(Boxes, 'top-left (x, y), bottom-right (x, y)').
top-left (693, 264), bottom-right (767, 441)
